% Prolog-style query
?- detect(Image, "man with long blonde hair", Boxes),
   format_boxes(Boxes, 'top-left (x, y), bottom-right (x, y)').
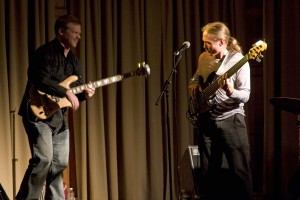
top-left (188, 21), bottom-right (252, 200)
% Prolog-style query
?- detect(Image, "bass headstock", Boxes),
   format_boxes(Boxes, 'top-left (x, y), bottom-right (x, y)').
top-left (248, 40), bottom-right (267, 62)
top-left (134, 62), bottom-right (150, 77)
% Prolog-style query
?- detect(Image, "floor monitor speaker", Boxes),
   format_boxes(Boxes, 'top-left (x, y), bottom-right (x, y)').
top-left (178, 145), bottom-right (202, 199)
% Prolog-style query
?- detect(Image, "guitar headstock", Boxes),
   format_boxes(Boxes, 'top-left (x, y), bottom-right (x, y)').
top-left (248, 40), bottom-right (267, 62)
top-left (134, 62), bottom-right (150, 77)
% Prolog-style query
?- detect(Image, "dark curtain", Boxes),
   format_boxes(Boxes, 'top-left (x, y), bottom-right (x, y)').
top-left (1, 0), bottom-right (299, 199)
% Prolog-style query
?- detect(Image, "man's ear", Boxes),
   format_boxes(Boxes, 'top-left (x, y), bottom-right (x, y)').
top-left (219, 39), bottom-right (225, 46)
top-left (58, 28), bottom-right (64, 36)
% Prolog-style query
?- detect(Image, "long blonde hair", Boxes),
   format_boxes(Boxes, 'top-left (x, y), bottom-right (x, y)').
top-left (201, 21), bottom-right (243, 53)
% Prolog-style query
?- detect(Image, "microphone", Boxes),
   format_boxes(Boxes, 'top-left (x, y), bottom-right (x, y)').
top-left (174, 41), bottom-right (191, 55)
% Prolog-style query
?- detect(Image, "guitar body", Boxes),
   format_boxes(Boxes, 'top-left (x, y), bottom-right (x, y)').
top-left (199, 71), bottom-right (217, 91)
top-left (29, 75), bottom-right (78, 119)
top-left (187, 72), bottom-right (217, 127)
top-left (29, 62), bottom-right (150, 119)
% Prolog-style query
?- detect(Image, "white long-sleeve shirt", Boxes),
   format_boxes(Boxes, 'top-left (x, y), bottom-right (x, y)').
top-left (211, 52), bottom-right (251, 120)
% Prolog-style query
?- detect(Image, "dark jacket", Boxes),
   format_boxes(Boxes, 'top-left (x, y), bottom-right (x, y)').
top-left (19, 38), bottom-right (86, 128)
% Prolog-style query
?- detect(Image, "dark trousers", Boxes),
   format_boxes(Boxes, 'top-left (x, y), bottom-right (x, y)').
top-left (197, 113), bottom-right (252, 200)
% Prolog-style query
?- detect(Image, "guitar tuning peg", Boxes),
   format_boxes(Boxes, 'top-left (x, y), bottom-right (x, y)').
top-left (256, 57), bottom-right (261, 62)
top-left (259, 53), bottom-right (264, 58)
top-left (138, 62), bottom-right (145, 68)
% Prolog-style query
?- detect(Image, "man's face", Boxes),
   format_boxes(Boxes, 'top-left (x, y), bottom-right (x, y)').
top-left (59, 23), bottom-right (81, 48)
top-left (202, 31), bottom-right (224, 57)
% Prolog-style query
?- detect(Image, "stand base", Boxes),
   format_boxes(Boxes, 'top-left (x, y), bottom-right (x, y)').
top-left (0, 184), bottom-right (9, 200)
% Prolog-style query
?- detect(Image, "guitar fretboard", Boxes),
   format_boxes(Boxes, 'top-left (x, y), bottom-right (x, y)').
top-left (200, 54), bottom-right (249, 103)
top-left (70, 75), bottom-right (124, 94)
top-left (69, 69), bottom-right (143, 95)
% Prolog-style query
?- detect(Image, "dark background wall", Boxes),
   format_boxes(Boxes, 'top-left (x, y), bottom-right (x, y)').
top-left (44, 0), bottom-right (300, 199)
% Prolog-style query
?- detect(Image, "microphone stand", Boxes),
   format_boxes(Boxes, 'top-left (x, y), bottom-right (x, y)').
top-left (10, 109), bottom-right (17, 199)
top-left (155, 53), bottom-right (183, 200)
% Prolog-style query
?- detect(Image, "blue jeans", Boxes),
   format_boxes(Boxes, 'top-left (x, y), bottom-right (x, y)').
top-left (16, 118), bottom-right (69, 200)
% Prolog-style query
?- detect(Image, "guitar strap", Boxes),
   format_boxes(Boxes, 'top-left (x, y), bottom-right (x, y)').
top-left (215, 50), bottom-right (236, 76)
top-left (189, 50), bottom-right (236, 85)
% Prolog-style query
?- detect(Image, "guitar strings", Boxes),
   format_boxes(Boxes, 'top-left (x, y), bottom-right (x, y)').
top-left (201, 54), bottom-right (249, 102)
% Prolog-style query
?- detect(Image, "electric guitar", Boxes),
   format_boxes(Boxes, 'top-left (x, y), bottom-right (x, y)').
top-left (29, 62), bottom-right (150, 119)
top-left (186, 40), bottom-right (267, 127)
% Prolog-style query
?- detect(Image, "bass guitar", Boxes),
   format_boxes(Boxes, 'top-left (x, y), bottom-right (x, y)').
top-left (186, 40), bottom-right (267, 127)
top-left (30, 62), bottom-right (150, 119)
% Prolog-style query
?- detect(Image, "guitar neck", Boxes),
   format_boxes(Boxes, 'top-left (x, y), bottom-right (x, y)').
top-left (201, 54), bottom-right (249, 101)
top-left (225, 54), bottom-right (249, 78)
top-left (70, 71), bottom-right (136, 94)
